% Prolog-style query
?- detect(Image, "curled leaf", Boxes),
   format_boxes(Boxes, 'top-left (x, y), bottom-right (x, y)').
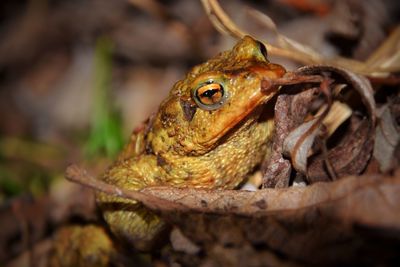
top-left (280, 76), bottom-right (332, 176)
top-left (262, 89), bottom-right (319, 188)
top-left (295, 66), bottom-right (376, 124)
top-left (279, 65), bottom-right (377, 183)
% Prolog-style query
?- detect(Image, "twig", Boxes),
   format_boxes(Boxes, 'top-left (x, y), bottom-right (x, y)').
top-left (273, 74), bottom-right (324, 87)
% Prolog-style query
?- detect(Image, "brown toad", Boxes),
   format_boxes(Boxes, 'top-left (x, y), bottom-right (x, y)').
top-left (96, 36), bottom-right (286, 250)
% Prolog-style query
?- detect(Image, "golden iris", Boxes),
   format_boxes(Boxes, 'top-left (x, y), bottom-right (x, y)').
top-left (196, 83), bottom-right (224, 105)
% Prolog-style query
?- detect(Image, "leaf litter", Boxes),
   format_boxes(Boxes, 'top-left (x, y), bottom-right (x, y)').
top-left (2, 0), bottom-right (399, 266)
top-left (62, 1), bottom-right (400, 266)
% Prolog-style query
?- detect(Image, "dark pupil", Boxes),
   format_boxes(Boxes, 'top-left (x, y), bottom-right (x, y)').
top-left (201, 89), bottom-right (219, 98)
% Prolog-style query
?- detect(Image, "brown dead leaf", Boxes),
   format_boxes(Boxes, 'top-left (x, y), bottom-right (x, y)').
top-left (374, 98), bottom-right (400, 172)
top-left (140, 173), bottom-right (400, 266)
top-left (64, 165), bottom-right (397, 235)
top-left (140, 175), bottom-right (399, 220)
top-left (65, 160), bottom-right (400, 266)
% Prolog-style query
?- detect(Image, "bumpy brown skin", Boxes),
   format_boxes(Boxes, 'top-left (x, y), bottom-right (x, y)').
top-left (96, 36), bottom-right (286, 251)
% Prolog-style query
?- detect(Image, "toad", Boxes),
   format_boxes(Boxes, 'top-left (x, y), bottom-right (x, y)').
top-left (96, 36), bottom-right (286, 250)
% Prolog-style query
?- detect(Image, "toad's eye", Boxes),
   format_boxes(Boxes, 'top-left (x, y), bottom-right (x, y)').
top-left (194, 82), bottom-right (227, 110)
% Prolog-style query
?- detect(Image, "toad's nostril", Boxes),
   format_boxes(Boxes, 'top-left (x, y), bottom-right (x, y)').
top-left (256, 40), bottom-right (268, 60)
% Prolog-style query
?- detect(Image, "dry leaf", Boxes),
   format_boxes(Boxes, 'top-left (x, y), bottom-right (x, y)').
top-left (374, 100), bottom-right (400, 172)
top-left (140, 174), bottom-right (400, 266)
top-left (278, 65), bottom-right (376, 183)
top-left (307, 117), bottom-right (374, 182)
top-left (140, 175), bottom-right (400, 224)
top-left (262, 65), bottom-right (373, 186)
top-left (294, 66), bottom-right (376, 123)
top-left (262, 89), bottom-right (319, 188)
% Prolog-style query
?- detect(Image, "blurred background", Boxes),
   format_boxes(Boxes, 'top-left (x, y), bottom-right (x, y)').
top-left (0, 0), bottom-right (399, 265)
